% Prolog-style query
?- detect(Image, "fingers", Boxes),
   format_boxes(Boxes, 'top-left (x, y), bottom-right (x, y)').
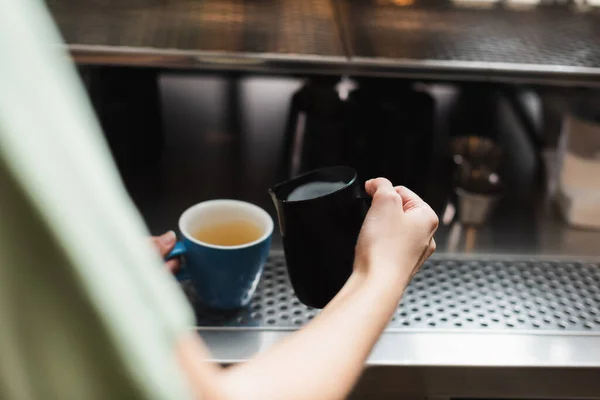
top-left (151, 230), bottom-right (177, 257)
top-left (365, 178), bottom-right (394, 196)
top-left (395, 186), bottom-right (426, 212)
top-left (395, 186), bottom-right (439, 232)
top-left (411, 238), bottom-right (437, 278)
top-left (165, 258), bottom-right (181, 274)
top-left (419, 238), bottom-right (436, 264)
top-left (365, 178), bottom-right (402, 205)
top-left (151, 231), bottom-right (181, 274)
top-left (427, 238), bottom-right (436, 259)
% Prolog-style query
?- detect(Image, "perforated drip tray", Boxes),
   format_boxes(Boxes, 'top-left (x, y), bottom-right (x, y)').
top-left (181, 253), bottom-right (600, 332)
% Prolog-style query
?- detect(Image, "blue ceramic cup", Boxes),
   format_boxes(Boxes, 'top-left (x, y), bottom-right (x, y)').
top-left (167, 200), bottom-right (273, 310)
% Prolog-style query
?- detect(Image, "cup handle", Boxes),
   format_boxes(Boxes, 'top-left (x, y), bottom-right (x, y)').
top-left (166, 241), bottom-right (187, 260)
top-left (165, 241), bottom-right (190, 281)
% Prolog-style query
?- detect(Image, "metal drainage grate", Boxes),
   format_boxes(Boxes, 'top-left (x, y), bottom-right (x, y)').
top-left (182, 254), bottom-right (318, 328)
top-left (183, 253), bottom-right (600, 332)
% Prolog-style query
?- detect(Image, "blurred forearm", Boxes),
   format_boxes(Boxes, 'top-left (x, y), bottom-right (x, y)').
top-left (176, 266), bottom-right (404, 400)
top-left (220, 267), bottom-right (404, 400)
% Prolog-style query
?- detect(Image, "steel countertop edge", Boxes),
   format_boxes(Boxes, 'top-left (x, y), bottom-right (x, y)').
top-left (66, 44), bottom-right (600, 87)
top-left (197, 329), bottom-right (600, 368)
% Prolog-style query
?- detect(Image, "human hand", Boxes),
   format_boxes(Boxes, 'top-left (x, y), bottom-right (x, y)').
top-left (354, 178), bottom-right (438, 290)
top-left (151, 231), bottom-right (180, 274)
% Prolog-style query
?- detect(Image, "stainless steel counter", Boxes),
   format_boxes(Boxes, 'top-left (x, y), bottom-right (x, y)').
top-left (191, 253), bottom-right (600, 361)
top-left (190, 252), bottom-right (600, 398)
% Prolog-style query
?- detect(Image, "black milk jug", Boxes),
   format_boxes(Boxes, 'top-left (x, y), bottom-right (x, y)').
top-left (269, 166), bottom-right (369, 308)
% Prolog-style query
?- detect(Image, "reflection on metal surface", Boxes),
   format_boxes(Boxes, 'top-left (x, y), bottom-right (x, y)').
top-left (455, 187), bottom-right (502, 226)
top-left (447, 221), bottom-right (462, 253)
top-left (384, 0), bottom-right (416, 6)
top-left (200, 330), bottom-right (600, 399)
top-left (451, 0), bottom-right (500, 10)
top-left (465, 226), bottom-right (476, 252)
top-left (340, 0), bottom-right (600, 72)
top-left (199, 328), bottom-right (600, 367)
top-left (69, 45), bottom-right (348, 72)
top-left (111, 74), bottom-right (600, 256)
top-left (347, 57), bottom-right (600, 87)
top-left (47, 0), bottom-right (344, 57)
top-left (193, 56), bottom-right (266, 66)
top-left (504, 0), bottom-right (541, 11)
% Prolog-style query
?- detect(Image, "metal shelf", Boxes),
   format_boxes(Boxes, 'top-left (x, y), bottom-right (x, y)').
top-left (47, 0), bottom-right (600, 84)
top-left (340, 0), bottom-right (600, 84)
top-left (47, 0), bottom-right (346, 69)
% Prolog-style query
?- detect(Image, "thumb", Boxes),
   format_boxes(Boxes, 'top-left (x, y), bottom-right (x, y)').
top-left (152, 231), bottom-right (177, 257)
top-left (365, 177), bottom-right (397, 198)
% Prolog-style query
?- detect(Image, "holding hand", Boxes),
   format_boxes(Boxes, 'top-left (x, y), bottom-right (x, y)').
top-left (150, 231), bottom-right (181, 274)
top-left (355, 178), bottom-right (438, 291)
top-left (174, 180), bottom-right (439, 400)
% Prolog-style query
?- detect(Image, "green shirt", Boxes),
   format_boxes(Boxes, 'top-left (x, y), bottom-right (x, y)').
top-left (0, 0), bottom-right (195, 399)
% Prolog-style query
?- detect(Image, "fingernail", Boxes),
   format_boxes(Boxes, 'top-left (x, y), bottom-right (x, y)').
top-left (161, 230), bottom-right (176, 246)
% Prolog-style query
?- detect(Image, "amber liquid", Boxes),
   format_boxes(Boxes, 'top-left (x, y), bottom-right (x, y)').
top-left (192, 220), bottom-right (263, 246)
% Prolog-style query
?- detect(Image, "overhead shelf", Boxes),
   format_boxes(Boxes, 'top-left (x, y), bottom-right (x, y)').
top-left (46, 0), bottom-right (347, 70)
top-left (339, 0), bottom-right (600, 84)
top-left (47, 0), bottom-right (600, 84)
